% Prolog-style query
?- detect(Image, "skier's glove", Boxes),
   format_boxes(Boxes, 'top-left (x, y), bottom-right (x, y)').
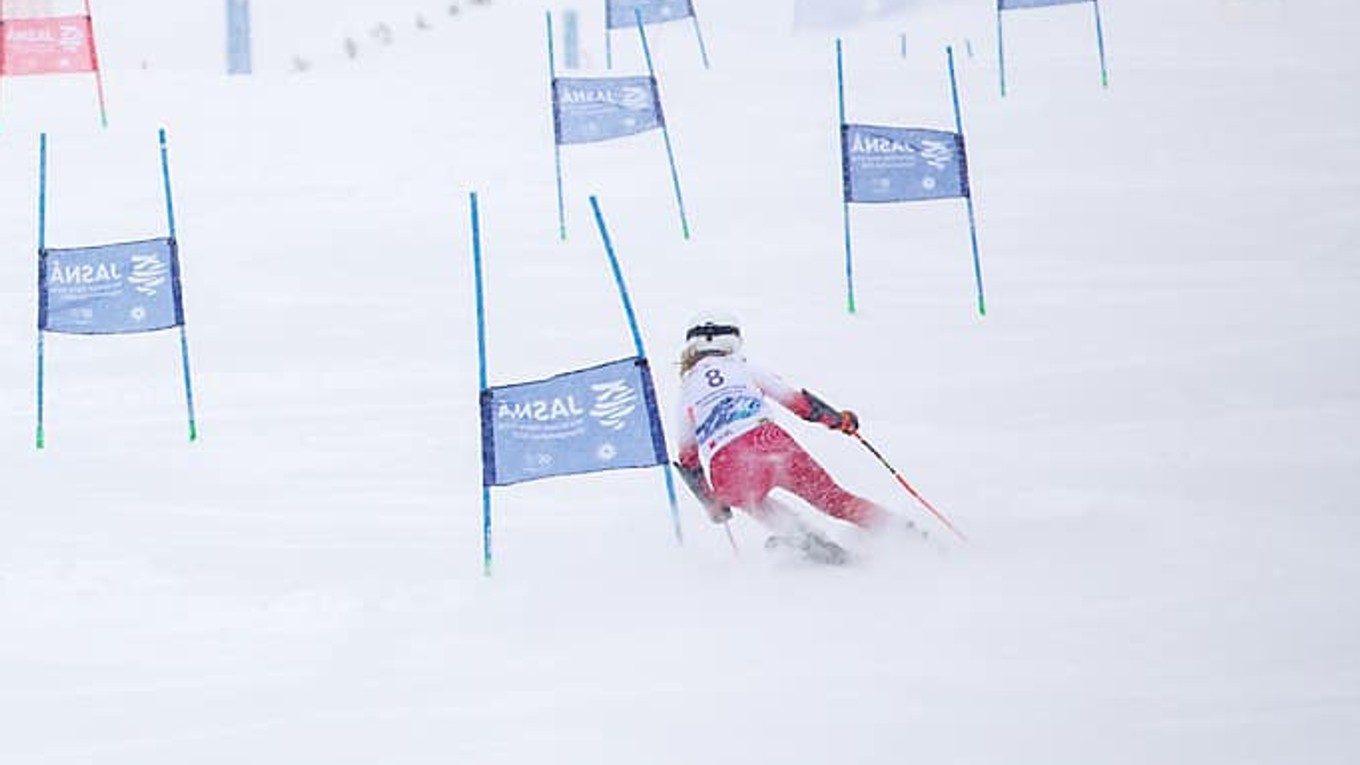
top-left (802, 389), bottom-right (859, 435)
top-left (675, 460), bottom-right (731, 523)
top-left (831, 410), bottom-right (859, 435)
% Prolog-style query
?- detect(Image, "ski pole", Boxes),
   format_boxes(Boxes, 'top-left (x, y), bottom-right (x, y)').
top-left (854, 433), bottom-right (967, 542)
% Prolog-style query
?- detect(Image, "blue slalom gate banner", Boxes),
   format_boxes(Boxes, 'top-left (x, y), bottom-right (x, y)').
top-left (470, 192), bottom-right (684, 576)
top-left (605, 0), bottom-right (693, 29)
top-left (604, 0), bottom-right (709, 70)
top-left (481, 356), bottom-right (667, 486)
top-left (842, 125), bottom-right (969, 204)
top-left (836, 42), bottom-right (986, 317)
top-left (35, 129), bottom-right (200, 448)
top-left (552, 75), bottom-right (663, 145)
top-left (996, 0), bottom-right (1108, 95)
top-left (547, 11), bottom-right (691, 240)
top-left (40, 238), bottom-right (183, 334)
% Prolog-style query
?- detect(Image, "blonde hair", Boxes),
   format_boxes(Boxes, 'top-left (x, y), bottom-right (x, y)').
top-left (679, 347), bottom-right (730, 377)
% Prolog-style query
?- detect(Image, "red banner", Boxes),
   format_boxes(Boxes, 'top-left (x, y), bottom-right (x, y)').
top-left (2, 16), bottom-right (96, 76)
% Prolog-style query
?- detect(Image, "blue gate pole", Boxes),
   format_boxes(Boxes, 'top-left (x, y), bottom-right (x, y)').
top-left (637, 8), bottom-right (691, 239)
top-left (36, 133), bottom-right (49, 449)
top-left (158, 128), bottom-right (200, 441)
top-left (836, 39), bottom-right (856, 315)
top-left (470, 191), bottom-right (496, 576)
top-left (1093, 0), bottom-right (1109, 88)
top-left (589, 195), bottom-right (683, 545)
top-left (547, 12), bottom-right (568, 239)
top-left (690, 3), bottom-right (711, 69)
top-left (947, 48), bottom-right (987, 317)
top-left (997, 3), bottom-right (1008, 97)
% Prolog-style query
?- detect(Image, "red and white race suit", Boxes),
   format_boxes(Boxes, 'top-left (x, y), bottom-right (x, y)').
top-left (674, 354), bottom-right (883, 528)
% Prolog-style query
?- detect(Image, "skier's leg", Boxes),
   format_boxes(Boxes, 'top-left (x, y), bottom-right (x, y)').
top-left (772, 432), bottom-right (887, 528)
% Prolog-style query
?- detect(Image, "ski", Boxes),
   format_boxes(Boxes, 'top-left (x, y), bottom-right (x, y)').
top-left (764, 531), bottom-right (852, 566)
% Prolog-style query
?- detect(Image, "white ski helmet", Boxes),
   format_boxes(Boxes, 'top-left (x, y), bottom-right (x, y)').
top-left (682, 311), bottom-right (743, 358)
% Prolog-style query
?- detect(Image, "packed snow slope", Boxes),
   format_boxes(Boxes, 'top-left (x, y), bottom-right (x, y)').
top-left (1, 1), bottom-right (1357, 763)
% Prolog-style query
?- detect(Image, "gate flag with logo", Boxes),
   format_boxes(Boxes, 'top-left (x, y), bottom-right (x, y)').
top-left (0, 0), bottom-right (109, 126)
top-left (40, 238), bottom-right (183, 334)
top-left (996, 0), bottom-right (1108, 96)
top-left (548, 10), bottom-right (690, 241)
top-left (836, 41), bottom-right (986, 317)
top-left (604, 0), bottom-right (709, 70)
top-left (35, 129), bottom-right (199, 448)
top-left (843, 125), bottom-right (969, 204)
top-left (553, 74), bottom-right (662, 145)
top-left (470, 191), bottom-right (683, 576)
top-left (481, 357), bottom-right (667, 487)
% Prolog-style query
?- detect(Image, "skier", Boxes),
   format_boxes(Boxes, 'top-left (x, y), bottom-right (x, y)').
top-left (672, 313), bottom-right (914, 563)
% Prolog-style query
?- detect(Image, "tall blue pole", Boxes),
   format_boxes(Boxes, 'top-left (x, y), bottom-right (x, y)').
top-left (159, 128), bottom-right (200, 440)
top-left (590, 197), bottom-right (645, 359)
top-left (547, 12), bottom-right (568, 240)
top-left (470, 192), bottom-right (495, 576)
top-left (636, 9), bottom-right (691, 240)
top-left (1093, 0), bottom-right (1109, 88)
top-left (836, 39), bottom-right (855, 315)
top-left (947, 48), bottom-right (987, 317)
top-left (36, 133), bottom-right (48, 450)
top-left (690, 5), bottom-right (711, 69)
top-left (589, 195), bottom-right (683, 545)
top-left (996, 4), bottom-right (1008, 97)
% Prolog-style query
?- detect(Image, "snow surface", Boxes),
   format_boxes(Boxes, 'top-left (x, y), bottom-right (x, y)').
top-left (2, 0), bottom-right (1358, 762)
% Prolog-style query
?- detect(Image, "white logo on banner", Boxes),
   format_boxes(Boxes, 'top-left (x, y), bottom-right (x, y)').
top-left (590, 379), bottom-right (639, 431)
top-left (47, 260), bottom-right (122, 285)
top-left (10, 28), bottom-right (56, 44)
top-left (852, 133), bottom-right (912, 155)
top-left (498, 396), bottom-right (586, 422)
top-left (617, 86), bottom-right (652, 111)
top-left (920, 139), bottom-right (954, 171)
top-left (128, 254), bottom-right (169, 296)
top-left (562, 84), bottom-right (649, 110)
top-left (58, 23), bottom-right (86, 52)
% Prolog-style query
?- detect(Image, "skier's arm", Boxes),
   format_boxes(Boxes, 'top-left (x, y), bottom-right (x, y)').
top-left (796, 389), bottom-right (860, 435)
top-left (674, 449), bottom-right (732, 524)
top-left (673, 404), bottom-right (732, 523)
top-left (750, 365), bottom-right (860, 435)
